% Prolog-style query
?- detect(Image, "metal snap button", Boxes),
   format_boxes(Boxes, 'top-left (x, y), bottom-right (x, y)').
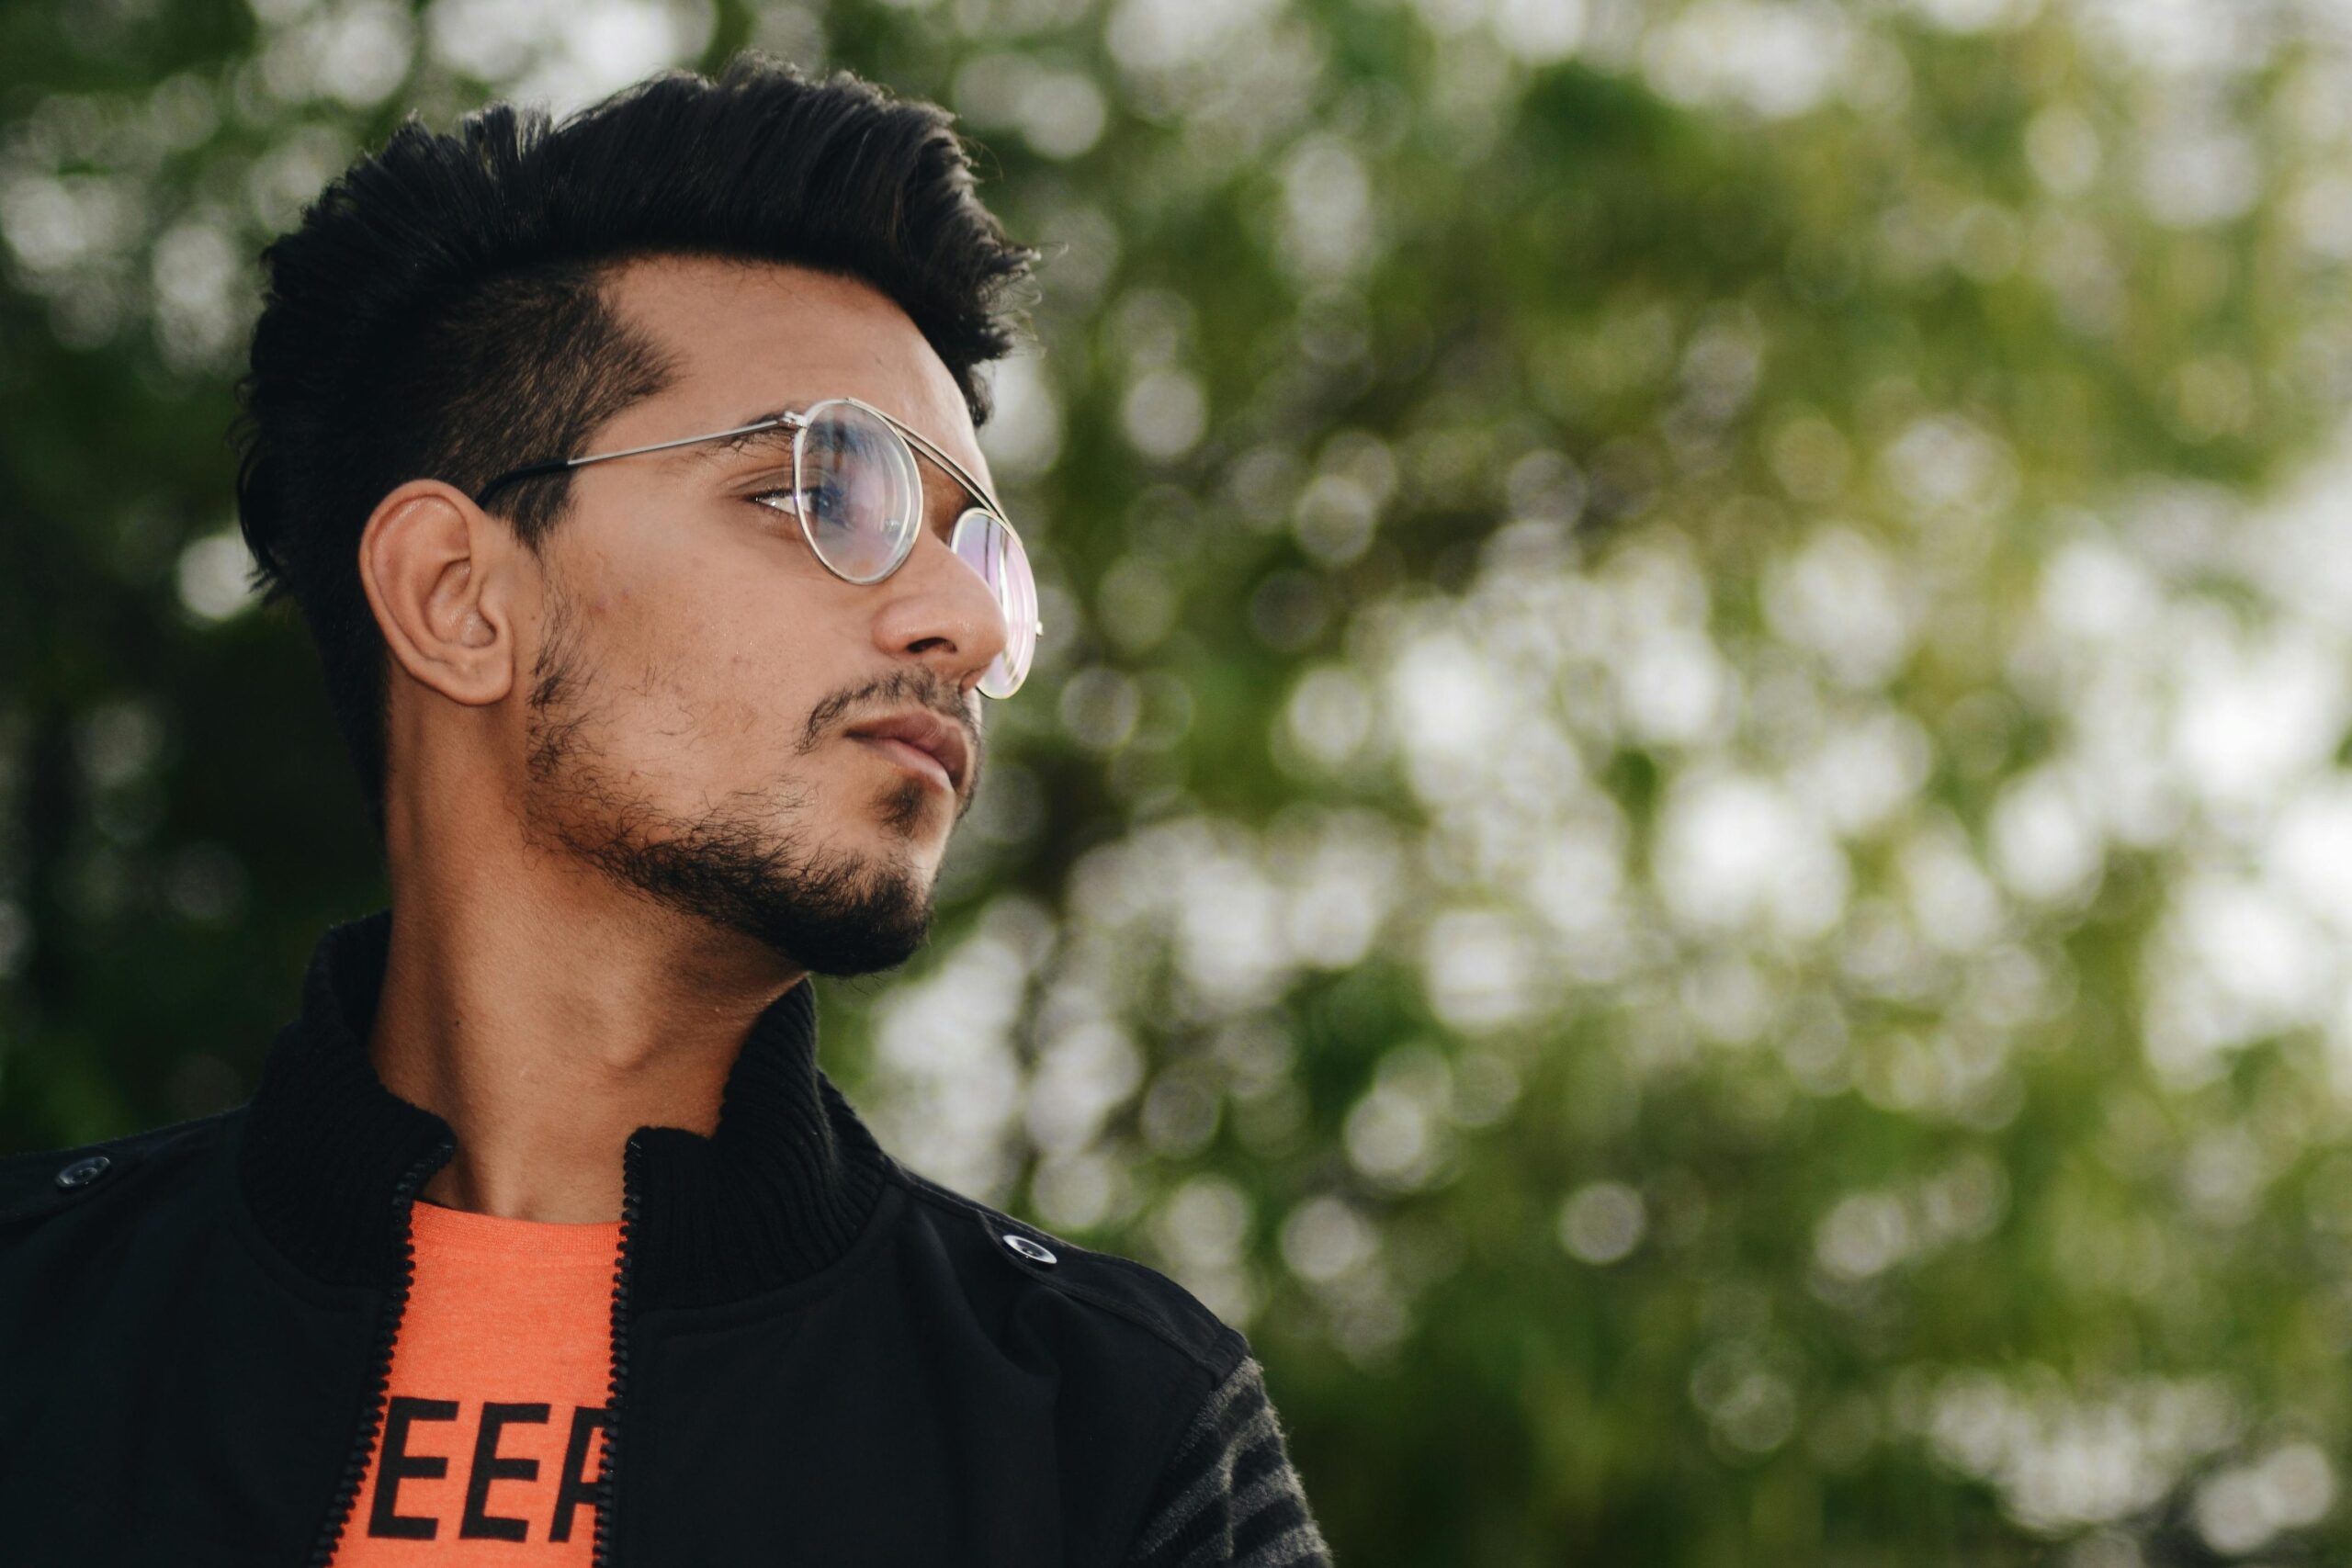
top-left (54, 1154), bottom-right (111, 1190)
top-left (1002, 1233), bottom-right (1057, 1265)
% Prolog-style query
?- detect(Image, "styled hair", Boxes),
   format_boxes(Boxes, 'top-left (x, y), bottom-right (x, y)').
top-left (232, 53), bottom-right (1040, 848)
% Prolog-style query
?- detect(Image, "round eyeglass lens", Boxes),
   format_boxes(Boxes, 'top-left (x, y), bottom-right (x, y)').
top-left (951, 507), bottom-right (1037, 699)
top-left (795, 400), bottom-right (922, 584)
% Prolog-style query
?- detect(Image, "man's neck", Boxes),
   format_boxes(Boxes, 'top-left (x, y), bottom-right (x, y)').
top-left (366, 892), bottom-right (806, 1224)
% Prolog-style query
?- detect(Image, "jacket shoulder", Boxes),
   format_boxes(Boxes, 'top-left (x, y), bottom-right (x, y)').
top-left (891, 1161), bottom-right (1249, 1382)
top-left (0, 1108), bottom-right (238, 1230)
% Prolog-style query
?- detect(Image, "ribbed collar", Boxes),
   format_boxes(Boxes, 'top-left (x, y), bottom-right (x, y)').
top-left (235, 907), bottom-right (893, 1310)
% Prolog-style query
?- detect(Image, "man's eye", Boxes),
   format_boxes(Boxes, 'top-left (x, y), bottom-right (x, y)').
top-left (752, 482), bottom-right (854, 520)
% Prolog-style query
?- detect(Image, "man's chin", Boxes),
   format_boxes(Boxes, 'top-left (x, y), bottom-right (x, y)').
top-left (731, 870), bottom-right (936, 980)
top-left (567, 817), bottom-right (937, 980)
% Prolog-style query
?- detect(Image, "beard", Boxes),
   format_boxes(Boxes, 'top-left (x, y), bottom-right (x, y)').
top-left (514, 579), bottom-right (946, 978)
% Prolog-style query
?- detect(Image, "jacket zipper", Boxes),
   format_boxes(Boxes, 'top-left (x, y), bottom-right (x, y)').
top-left (592, 1132), bottom-right (645, 1568)
top-left (593, 1133), bottom-right (649, 1568)
top-left (303, 1134), bottom-right (456, 1568)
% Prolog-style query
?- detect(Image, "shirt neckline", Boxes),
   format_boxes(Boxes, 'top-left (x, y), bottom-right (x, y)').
top-left (409, 1196), bottom-right (623, 1260)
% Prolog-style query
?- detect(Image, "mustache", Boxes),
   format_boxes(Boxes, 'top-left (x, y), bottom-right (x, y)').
top-left (806, 680), bottom-right (976, 745)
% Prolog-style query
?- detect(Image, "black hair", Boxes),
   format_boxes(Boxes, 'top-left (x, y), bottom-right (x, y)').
top-left (231, 52), bottom-right (1040, 849)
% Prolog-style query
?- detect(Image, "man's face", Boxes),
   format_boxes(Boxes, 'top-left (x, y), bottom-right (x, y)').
top-left (510, 255), bottom-right (1011, 977)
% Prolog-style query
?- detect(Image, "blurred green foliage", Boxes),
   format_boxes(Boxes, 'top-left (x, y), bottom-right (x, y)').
top-left (10, 0), bottom-right (2352, 1562)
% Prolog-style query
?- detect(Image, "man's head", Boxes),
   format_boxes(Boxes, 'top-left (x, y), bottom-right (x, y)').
top-left (232, 55), bottom-right (1041, 979)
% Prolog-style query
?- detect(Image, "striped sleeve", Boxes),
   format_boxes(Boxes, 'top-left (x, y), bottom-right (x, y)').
top-left (1121, 1352), bottom-right (1335, 1567)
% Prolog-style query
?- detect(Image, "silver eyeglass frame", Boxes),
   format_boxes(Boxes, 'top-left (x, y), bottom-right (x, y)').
top-left (470, 394), bottom-right (1043, 693)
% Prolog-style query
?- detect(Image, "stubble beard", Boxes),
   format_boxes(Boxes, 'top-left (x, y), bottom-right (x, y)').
top-left (514, 583), bottom-right (939, 978)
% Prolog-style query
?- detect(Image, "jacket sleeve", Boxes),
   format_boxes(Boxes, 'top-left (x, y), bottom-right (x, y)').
top-left (1119, 1352), bottom-right (1335, 1567)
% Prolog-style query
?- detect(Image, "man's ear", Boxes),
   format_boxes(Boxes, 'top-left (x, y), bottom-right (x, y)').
top-left (356, 479), bottom-right (522, 707)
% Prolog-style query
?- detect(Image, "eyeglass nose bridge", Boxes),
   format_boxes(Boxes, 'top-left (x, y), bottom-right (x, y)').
top-left (802, 416), bottom-right (1038, 685)
top-left (860, 400), bottom-right (1044, 642)
top-left (822, 400), bottom-right (1042, 643)
top-left (838, 395), bottom-right (1010, 523)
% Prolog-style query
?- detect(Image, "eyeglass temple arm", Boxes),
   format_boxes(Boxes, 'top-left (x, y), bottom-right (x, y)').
top-left (471, 458), bottom-right (571, 505)
top-left (473, 408), bottom-right (1007, 517)
top-left (472, 415), bottom-right (814, 506)
top-left (470, 411), bottom-right (1042, 637)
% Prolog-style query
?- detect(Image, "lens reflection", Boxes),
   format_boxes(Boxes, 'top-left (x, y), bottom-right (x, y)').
top-left (796, 401), bottom-right (921, 583)
top-left (953, 508), bottom-right (1036, 698)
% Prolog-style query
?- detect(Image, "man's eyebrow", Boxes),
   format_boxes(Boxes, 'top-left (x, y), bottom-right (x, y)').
top-left (668, 411), bottom-right (801, 468)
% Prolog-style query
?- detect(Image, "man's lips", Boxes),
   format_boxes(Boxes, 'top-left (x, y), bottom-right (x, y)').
top-left (854, 734), bottom-right (955, 791)
top-left (845, 708), bottom-right (971, 791)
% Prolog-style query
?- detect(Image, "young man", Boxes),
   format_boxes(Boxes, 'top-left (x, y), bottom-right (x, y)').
top-left (0, 55), bottom-right (1333, 1565)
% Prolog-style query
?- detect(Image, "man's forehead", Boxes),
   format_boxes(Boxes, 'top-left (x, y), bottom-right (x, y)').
top-left (600, 254), bottom-right (982, 467)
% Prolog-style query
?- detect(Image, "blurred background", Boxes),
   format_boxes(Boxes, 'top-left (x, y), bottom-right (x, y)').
top-left (9, 0), bottom-right (2352, 1562)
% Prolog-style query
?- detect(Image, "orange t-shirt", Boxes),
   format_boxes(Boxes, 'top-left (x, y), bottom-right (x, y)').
top-left (329, 1199), bottom-right (624, 1563)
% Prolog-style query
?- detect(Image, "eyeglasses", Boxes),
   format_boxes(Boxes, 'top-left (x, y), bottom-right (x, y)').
top-left (472, 396), bottom-right (1040, 700)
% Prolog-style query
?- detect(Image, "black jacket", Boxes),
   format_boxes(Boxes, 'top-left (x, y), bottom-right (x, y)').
top-left (0, 908), bottom-right (1331, 1565)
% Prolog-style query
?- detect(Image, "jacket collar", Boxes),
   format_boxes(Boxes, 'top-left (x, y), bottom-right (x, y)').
top-left (235, 907), bottom-right (893, 1309)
